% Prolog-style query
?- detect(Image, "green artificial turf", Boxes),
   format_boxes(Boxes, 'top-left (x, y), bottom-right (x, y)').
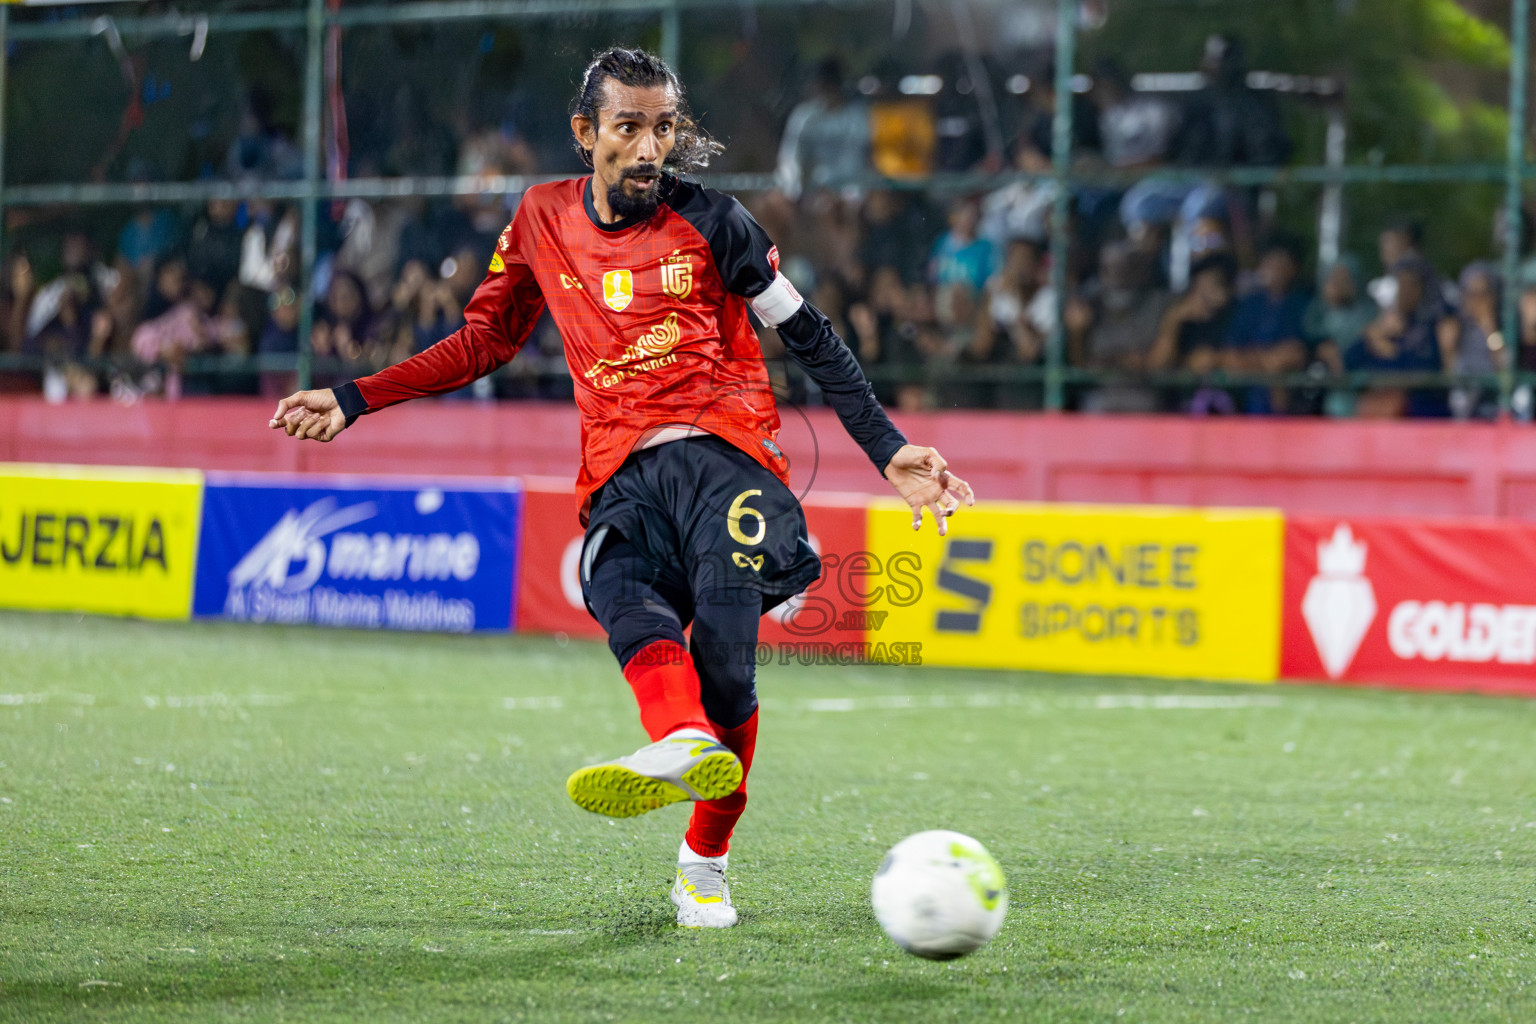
top-left (1, 611), bottom-right (1533, 1023)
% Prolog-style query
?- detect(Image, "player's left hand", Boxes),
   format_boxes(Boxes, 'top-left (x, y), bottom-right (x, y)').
top-left (268, 389), bottom-right (347, 442)
top-left (883, 444), bottom-right (975, 537)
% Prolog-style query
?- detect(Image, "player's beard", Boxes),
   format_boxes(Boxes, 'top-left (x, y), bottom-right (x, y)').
top-left (607, 164), bottom-right (665, 221)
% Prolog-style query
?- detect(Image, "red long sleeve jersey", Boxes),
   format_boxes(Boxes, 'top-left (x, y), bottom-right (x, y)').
top-left (340, 176), bottom-right (796, 520)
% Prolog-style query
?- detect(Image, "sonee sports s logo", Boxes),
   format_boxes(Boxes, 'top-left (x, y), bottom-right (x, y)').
top-left (935, 538), bottom-right (994, 633)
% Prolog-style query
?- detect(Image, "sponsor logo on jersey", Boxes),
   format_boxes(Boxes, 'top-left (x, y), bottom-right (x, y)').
top-left (603, 269), bottom-right (633, 311)
top-left (767, 245), bottom-right (780, 273)
top-left (488, 252), bottom-right (505, 274)
top-left (583, 312), bottom-right (682, 388)
top-left (660, 250), bottom-right (694, 301)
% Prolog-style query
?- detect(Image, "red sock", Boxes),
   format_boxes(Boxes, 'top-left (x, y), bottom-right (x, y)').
top-left (622, 640), bottom-right (715, 742)
top-left (684, 709), bottom-right (758, 858)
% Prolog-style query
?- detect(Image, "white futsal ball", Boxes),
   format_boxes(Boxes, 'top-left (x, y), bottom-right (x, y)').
top-left (871, 829), bottom-right (1008, 959)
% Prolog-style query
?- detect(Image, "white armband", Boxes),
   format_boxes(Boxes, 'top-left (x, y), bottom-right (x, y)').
top-left (748, 272), bottom-right (805, 328)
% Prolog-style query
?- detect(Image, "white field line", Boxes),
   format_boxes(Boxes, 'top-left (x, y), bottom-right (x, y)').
top-left (3, 693), bottom-right (289, 708)
top-left (1093, 694), bottom-right (1283, 710)
top-left (6, 691), bottom-right (1276, 713)
top-left (140, 694), bottom-right (294, 709)
top-left (0, 692), bottom-right (93, 706)
top-left (793, 693), bottom-right (1282, 712)
top-left (501, 696), bottom-right (564, 711)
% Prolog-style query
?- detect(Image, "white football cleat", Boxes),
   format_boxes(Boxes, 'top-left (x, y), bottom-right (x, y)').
top-left (671, 856), bottom-right (738, 928)
top-left (566, 728), bottom-right (743, 818)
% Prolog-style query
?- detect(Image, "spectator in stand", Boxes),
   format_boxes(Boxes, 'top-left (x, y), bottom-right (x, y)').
top-left (333, 197), bottom-right (409, 311)
top-left (1308, 257), bottom-right (1378, 369)
top-left (848, 264), bottom-right (930, 412)
top-left (94, 265), bottom-right (143, 378)
top-left (968, 237), bottom-right (1049, 408)
top-left (1148, 252), bottom-right (1236, 373)
top-left (0, 252), bottom-right (36, 392)
top-left (860, 189), bottom-right (933, 285)
top-left (116, 206), bottom-right (182, 288)
top-left (979, 130), bottom-right (1056, 255)
top-left (1222, 238), bottom-right (1310, 413)
top-left (310, 269), bottom-right (385, 380)
top-left (1092, 59), bottom-right (1180, 171)
top-left (185, 199), bottom-right (247, 300)
top-left (1147, 251), bottom-right (1237, 412)
top-left (1021, 58), bottom-right (1101, 158)
top-left (394, 256), bottom-right (469, 361)
top-left (1306, 256), bottom-right (1380, 416)
top-left (1066, 240), bottom-right (1169, 413)
top-left (257, 283), bottom-right (300, 399)
top-left (25, 233), bottom-right (118, 400)
top-left (1173, 34), bottom-right (1291, 167)
top-left (1366, 218), bottom-right (1425, 311)
top-left (130, 278), bottom-right (247, 399)
top-left (454, 114), bottom-right (539, 253)
top-left (226, 86), bottom-right (304, 181)
top-left (1348, 255), bottom-right (1447, 418)
top-left (143, 256), bottom-right (190, 323)
top-left (929, 197), bottom-right (994, 339)
top-left (776, 57), bottom-right (871, 201)
top-left (1519, 272), bottom-right (1536, 378)
top-left (26, 232), bottom-right (115, 347)
top-left (237, 201), bottom-right (299, 294)
top-left (1438, 262), bottom-right (1504, 420)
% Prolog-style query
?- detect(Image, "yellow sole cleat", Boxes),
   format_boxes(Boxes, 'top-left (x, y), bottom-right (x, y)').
top-left (566, 733), bottom-right (743, 818)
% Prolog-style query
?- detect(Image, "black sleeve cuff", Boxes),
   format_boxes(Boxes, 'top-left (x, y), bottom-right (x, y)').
top-left (871, 433), bottom-right (907, 476)
top-left (333, 381), bottom-right (369, 427)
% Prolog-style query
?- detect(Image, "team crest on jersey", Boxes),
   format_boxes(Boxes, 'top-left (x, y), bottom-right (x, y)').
top-left (603, 269), bottom-right (633, 312)
top-left (488, 252), bottom-right (505, 274)
top-left (660, 251), bottom-right (694, 301)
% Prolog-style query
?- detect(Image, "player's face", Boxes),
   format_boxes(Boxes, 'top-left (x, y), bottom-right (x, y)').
top-left (575, 81), bottom-right (679, 218)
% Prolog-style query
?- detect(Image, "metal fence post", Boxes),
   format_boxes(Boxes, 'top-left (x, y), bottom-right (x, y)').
top-left (0, 5), bottom-right (10, 265)
top-left (1501, 0), bottom-right (1529, 417)
top-left (661, 0), bottom-right (680, 69)
top-left (1317, 104), bottom-right (1346, 272)
top-left (297, 0), bottom-right (325, 391)
top-left (1044, 0), bottom-right (1076, 412)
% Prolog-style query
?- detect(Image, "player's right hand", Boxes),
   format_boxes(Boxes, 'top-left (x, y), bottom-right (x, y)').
top-left (269, 389), bottom-right (347, 442)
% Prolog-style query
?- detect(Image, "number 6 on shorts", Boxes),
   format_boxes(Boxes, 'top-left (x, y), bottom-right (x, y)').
top-left (727, 489), bottom-right (765, 546)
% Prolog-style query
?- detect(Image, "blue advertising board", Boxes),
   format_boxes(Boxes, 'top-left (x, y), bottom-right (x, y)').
top-left (194, 475), bottom-right (522, 633)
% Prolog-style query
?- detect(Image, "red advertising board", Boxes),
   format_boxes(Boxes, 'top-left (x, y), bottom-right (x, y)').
top-left (1282, 516), bottom-right (1536, 696)
top-left (514, 478), bottom-right (872, 650)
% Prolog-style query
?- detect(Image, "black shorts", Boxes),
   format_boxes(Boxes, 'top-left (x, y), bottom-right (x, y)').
top-left (579, 434), bottom-right (822, 613)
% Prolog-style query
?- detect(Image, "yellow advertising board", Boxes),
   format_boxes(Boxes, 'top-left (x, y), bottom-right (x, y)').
top-left (867, 500), bottom-right (1284, 682)
top-left (0, 464), bottom-right (203, 619)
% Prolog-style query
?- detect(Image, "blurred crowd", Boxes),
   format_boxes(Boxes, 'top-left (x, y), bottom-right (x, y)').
top-left (3, 33), bottom-right (1532, 420)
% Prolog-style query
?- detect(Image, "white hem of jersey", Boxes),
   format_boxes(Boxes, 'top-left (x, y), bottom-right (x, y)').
top-left (749, 273), bottom-right (804, 328)
top-left (633, 424), bottom-right (710, 452)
